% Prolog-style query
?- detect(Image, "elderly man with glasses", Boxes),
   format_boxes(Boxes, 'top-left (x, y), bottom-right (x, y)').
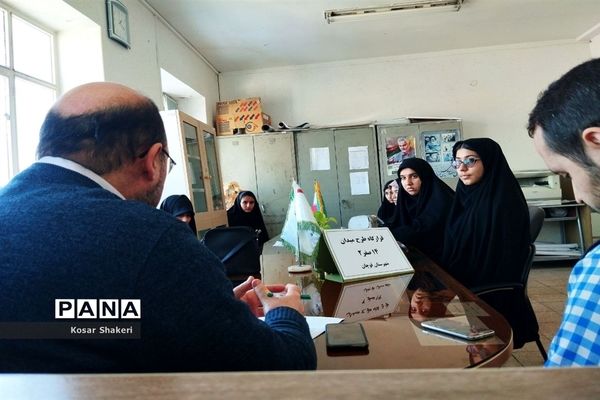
top-left (0, 82), bottom-right (316, 373)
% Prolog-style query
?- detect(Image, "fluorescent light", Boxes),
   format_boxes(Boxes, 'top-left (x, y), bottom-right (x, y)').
top-left (324, 0), bottom-right (463, 24)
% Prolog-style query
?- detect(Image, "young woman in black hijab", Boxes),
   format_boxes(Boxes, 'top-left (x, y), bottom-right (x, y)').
top-left (159, 194), bottom-right (197, 234)
top-left (377, 179), bottom-right (398, 224)
top-left (387, 158), bottom-right (454, 264)
top-left (227, 190), bottom-right (270, 247)
top-left (441, 138), bottom-right (529, 290)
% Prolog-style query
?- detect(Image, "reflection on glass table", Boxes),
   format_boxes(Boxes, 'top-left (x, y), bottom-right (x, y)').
top-left (260, 238), bottom-right (513, 369)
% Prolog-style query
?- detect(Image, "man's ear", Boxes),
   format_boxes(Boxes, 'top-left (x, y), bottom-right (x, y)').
top-left (582, 127), bottom-right (600, 148)
top-left (141, 142), bottom-right (163, 182)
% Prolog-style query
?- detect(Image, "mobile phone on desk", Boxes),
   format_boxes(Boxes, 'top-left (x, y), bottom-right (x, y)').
top-left (326, 323), bottom-right (369, 350)
top-left (421, 318), bottom-right (495, 341)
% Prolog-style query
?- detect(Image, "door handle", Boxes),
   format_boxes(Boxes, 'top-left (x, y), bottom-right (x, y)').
top-left (341, 199), bottom-right (351, 209)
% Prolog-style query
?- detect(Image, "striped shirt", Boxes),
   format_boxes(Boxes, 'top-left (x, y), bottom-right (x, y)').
top-left (545, 244), bottom-right (600, 367)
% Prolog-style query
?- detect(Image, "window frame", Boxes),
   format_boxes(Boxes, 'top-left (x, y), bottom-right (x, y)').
top-left (0, 3), bottom-right (57, 184)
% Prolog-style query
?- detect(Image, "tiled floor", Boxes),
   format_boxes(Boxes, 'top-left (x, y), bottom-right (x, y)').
top-left (502, 262), bottom-right (573, 367)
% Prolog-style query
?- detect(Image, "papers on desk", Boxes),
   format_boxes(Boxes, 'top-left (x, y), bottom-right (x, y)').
top-left (259, 316), bottom-right (342, 339)
top-left (306, 316), bottom-right (343, 339)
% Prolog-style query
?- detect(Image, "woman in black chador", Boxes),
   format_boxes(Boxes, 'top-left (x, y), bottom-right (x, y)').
top-left (441, 138), bottom-right (529, 289)
top-left (160, 194), bottom-right (197, 234)
top-left (387, 158), bottom-right (454, 264)
top-left (377, 179), bottom-right (398, 224)
top-left (227, 190), bottom-right (270, 247)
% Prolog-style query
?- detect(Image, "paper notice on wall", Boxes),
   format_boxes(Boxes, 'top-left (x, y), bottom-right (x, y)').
top-left (349, 171), bottom-right (369, 195)
top-left (348, 146), bottom-right (369, 170)
top-left (310, 147), bottom-right (330, 171)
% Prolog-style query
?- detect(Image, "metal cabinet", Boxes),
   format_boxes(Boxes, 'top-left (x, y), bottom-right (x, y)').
top-left (376, 119), bottom-right (462, 189)
top-left (160, 110), bottom-right (226, 236)
top-left (295, 126), bottom-right (380, 228)
top-left (216, 132), bottom-right (297, 236)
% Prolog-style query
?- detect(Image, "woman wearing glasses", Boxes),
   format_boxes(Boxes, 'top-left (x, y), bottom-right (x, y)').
top-left (441, 138), bottom-right (529, 290)
top-left (387, 158), bottom-right (454, 264)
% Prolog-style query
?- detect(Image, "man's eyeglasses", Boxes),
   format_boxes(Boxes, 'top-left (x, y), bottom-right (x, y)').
top-left (161, 148), bottom-right (177, 173)
top-left (138, 146), bottom-right (177, 173)
top-left (451, 157), bottom-right (480, 169)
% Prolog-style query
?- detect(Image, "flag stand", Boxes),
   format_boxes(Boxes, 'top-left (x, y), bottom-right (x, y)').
top-left (280, 181), bottom-right (321, 273)
top-left (287, 234), bottom-right (313, 273)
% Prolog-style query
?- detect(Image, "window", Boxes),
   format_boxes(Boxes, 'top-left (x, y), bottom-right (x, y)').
top-left (0, 7), bottom-right (56, 187)
top-left (163, 93), bottom-right (179, 110)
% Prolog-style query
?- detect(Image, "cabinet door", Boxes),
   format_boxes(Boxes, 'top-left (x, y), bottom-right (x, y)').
top-left (334, 127), bottom-right (380, 227)
top-left (181, 118), bottom-right (209, 213)
top-left (376, 120), bottom-right (462, 188)
top-left (160, 110), bottom-right (226, 235)
top-left (254, 133), bottom-right (297, 236)
top-left (376, 124), bottom-right (420, 189)
top-left (216, 135), bottom-right (258, 198)
top-left (416, 120), bottom-right (462, 187)
top-left (203, 130), bottom-right (225, 211)
top-left (296, 126), bottom-right (379, 228)
top-left (295, 129), bottom-right (341, 228)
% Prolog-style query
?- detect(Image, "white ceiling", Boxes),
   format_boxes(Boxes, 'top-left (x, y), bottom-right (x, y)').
top-left (143, 0), bottom-right (600, 73)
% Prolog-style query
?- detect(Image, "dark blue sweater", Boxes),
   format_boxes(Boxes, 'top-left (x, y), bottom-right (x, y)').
top-left (0, 163), bottom-right (316, 372)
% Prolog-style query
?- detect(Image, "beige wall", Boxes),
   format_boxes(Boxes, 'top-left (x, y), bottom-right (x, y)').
top-left (63, 0), bottom-right (219, 119)
top-left (219, 41), bottom-right (593, 171)
top-left (590, 32), bottom-right (600, 57)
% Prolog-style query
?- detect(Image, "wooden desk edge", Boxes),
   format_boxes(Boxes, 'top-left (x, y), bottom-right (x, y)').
top-left (3, 367), bottom-right (600, 399)
top-left (475, 330), bottom-right (514, 368)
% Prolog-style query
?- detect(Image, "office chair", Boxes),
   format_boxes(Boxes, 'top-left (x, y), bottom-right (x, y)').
top-left (471, 206), bottom-right (548, 361)
top-left (201, 226), bottom-right (261, 285)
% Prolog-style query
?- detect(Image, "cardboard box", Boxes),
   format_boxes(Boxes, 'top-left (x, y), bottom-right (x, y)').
top-left (216, 97), bottom-right (272, 136)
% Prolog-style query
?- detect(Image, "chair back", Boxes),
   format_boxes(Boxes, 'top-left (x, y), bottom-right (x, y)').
top-left (201, 226), bottom-right (261, 280)
top-left (528, 206), bottom-right (545, 243)
top-left (520, 243), bottom-right (536, 287)
top-left (474, 206), bottom-right (548, 358)
top-left (522, 206), bottom-right (544, 286)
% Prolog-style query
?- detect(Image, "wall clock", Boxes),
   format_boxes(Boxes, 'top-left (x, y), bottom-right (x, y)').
top-left (106, 0), bottom-right (131, 49)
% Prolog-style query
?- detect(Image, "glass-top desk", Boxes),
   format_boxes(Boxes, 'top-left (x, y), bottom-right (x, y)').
top-left (261, 237), bottom-right (513, 369)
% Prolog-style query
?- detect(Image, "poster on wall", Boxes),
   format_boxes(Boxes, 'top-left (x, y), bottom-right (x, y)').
top-left (421, 130), bottom-right (459, 179)
top-left (385, 135), bottom-right (416, 176)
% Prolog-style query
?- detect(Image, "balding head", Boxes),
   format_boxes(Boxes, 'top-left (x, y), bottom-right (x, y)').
top-left (37, 81), bottom-right (166, 175)
top-left (53, 82), bottom-right (146, 118)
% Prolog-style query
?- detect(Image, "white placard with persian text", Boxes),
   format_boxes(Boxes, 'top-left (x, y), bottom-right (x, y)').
top-left (323, 228), bottom-right (414, 281)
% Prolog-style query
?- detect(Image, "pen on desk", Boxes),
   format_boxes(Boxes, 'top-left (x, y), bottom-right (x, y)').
top-left (266, 291), bottom-right (311, 300)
